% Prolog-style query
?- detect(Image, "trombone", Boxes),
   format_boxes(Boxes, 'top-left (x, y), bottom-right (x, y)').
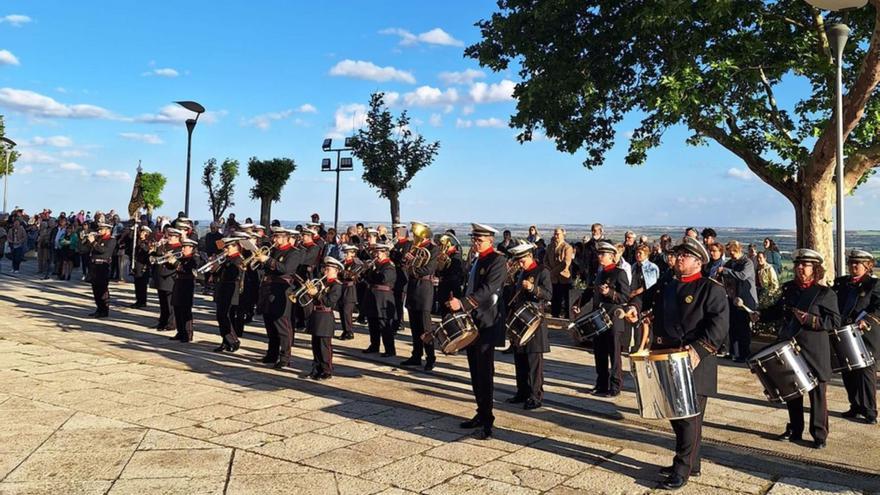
top-left (196, 253), bottom-right (227, 274)
top-left (149, 250), bottom-right (183, 265)
top-left (289, 275), bottom-right (328, 307)
top-left (243, 246), bottom-right (271, 270)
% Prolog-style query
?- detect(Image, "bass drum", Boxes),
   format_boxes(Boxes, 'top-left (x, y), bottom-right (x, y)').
top-left (433, 311), bottom-right (478, 355)
top-left (506, 302), bottom-right (543, 347)
top-left (748, 340), bottom-right (817, 403)
top-left (829, 324), bottom-right (876, 372)
top-left (630, 349), bottom-right (699, 420)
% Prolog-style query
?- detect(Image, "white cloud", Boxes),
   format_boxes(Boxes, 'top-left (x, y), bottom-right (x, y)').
top-left (461, 105), bottom-right (475, 116)
top-left (330, 103), bottom-right (368, 137)
top-left (31, 136), bottom-right (73, 147)
top-left (0, 50), bottom-right (20, 66)
top-left (0, 88), bottom-right (115, 119)
top-left (298, 103), bottom-right (317, 113)
top-left (18, 148), bottom-right (59, 164)
top-left (55, 87), bottom-right (68, 93)
top-left (329, 59), bottom-right (416, 84)
top-left (0, 15), bottom-right (31, 27)
top-left (119, 132), bottom-right (163, 144)
top-left (59, 162), bottom-right (84, 171)
top-left (438, 69), bottom-right (484, 85)
top-left (380, 27), bottom-right (464, 47)
top-left (726, 167), bottom-right (755, 181)
top-left (142, 68), bottom-right (179, 77)
top-left (384, 92), bottom-right (401, 106)
top-left (94, 169), bottom-right (131, 181)
top-left (475, 117), bottom-right (506, 128)
top-left (469, 79), bottom-right (516, 103)
top-left (455, 118), bottom-right (472, 128)
top-left (59, 149), bottom-right (90, 158)
top-left (242, 104), bottom-right (318, 130)
top-left (135, 104), bottom-right (223, 125)
top-left (17, 164), bottom-right (33, 174)
top-left (429, 114), bottom-right (442, 127)
top-left (402, 86), bottom-right (459, 107)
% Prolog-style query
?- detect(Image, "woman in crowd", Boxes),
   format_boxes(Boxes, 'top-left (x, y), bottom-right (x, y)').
top-left (59, 223), bottom-right (78, 281)
top-left (755, 251), bottom-right (780, 306)
top-left (527, 225), bottom-right (542, 244)
top-left (763, 238), bottom-right (783, 275)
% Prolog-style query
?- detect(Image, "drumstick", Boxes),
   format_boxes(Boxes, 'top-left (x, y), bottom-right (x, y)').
top-left (733, 297), bottom-right (757, 315)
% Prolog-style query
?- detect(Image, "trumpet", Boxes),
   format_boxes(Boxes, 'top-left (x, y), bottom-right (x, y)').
top-left (289, 275), bottom-right (328, 306)
top-left (196, 253), bottom-right (227, 274)
top-left (150, 250), bottom-right (183, 265)
top-left (243, 246), bottom-right (271, 270)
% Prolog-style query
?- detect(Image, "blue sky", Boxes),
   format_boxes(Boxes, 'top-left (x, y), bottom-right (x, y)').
top-left (1, 0), bottom-right (878, 229)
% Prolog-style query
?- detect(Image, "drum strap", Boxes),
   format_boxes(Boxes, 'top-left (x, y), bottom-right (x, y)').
top-left (842, 284), bottom-right (861, 323)
top-left (662, 281), bottom-right (683, 344)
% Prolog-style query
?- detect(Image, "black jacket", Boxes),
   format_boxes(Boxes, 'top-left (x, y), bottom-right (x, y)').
top-left (340, 258), bottom-right (364, 306)
top-left (390, 239), bottom-right (411, 292)
top-left (215, 255), bottom-right (245, 307)
top-left (642, 274), bottom-right (729, 396)
top-left (365, 260), bottom-right (397, 319)
top-left (171, 256), bottom-right (197, 306)
top-left (578, 265), bottom-right (631, 334)
top-left (260, 246), bottom-right (300, 316)
top-left (762, 281), bottom-right (840, 382)
top-left (833, 275), bottom-right (880, 357)
top-left (461, 249), bottom-right (507, 346)
top-left (151, 242), bottom-right (181, 291)
top-left (87, 235), bottom-right (117, 264)
top-left (308, 280), bottom-right (342, 337)
top-left (436, 250), bottom-right (466, 301)
top-left (297, 242), bottom-right (321, 281)
top-left (511, 264), bottom-right (552, 354)
top-left (406, 242), bottom-right (439, 311)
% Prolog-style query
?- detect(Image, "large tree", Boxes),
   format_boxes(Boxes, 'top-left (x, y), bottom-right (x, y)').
top-left (0, 115), bottom-right (20, 178)
top-left (466, 0), bottom-right (880, 272)
top-left (351, 92), bottom-right (440, 224)
top-left (248, 156), bottom-right (296, 227)
top-left (202, 157), bottom-right (239, 221)
top-left (140, 172), bottom-right (167, 217)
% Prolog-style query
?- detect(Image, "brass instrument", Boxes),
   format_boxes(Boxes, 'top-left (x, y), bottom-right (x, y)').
top-left (404, 222), bottom-right (434, 274)
top-left (505, 259), bottom-right (522, 285)
top-left (150, 250), bottom-right (183, 265)
top-left (435, 233), bottom-right (461, 271)
top-left (196, 253), bottom-right (227, 274)
top-left (289, 275), bottom-right (328, 306)
top-left (345, 258), bottom-right (374, 281)
top-left (243, 246), bottom-right (271, 270)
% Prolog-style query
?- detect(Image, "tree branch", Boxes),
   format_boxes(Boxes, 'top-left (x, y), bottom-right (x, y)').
top-left (844, 143), bottom-right (880, 190)
top-left (758, 66), bottom-right (795, 145)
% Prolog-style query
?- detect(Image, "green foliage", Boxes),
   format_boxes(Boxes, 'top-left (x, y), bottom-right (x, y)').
top-left (202, 157), bottom-right (240, 220)
top-left (465, 1), bottom-right (876, 175)
top-left (247, 157), bottom-right (296, 202)
top-left (351, 92), bottom-right (441, 200)
top-left (140, 172), bottom-right (167, 211)
top-left (0, 115), bottom-right (20, 177)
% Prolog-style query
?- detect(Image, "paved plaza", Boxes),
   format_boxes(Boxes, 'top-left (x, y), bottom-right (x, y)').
top-left (0, 265), bottom-right (878, 494)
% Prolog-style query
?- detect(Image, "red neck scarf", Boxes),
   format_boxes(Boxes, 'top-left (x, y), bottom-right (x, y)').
top-left (227, 252), bottom-right (241, 259)
top-left (101, 233), bottom-right (111, 241)
top-left (478, 246), bottom-right (495, 259)
top-left (798, 278), bottom-right (815, 289)
top-left (603, 263), bottom-right (616, 273)
top-left (378, 258), bottom-right (392, 265)
top-left (524, 260), bottom-right (538, 272)
top-left (681, 272), bottom-right (702, 283)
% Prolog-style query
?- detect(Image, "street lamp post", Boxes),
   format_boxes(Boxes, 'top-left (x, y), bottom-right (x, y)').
top-left (321, 138), bottom-right (355, 231)
top-left (1, 137), bottom-right (16, 214)
top-left (829, 24), bottom-right (849, 278)
top-left (175, 101), bottom-right (206, 217)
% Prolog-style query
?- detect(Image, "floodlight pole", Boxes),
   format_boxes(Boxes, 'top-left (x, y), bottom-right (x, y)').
top-left (320, 139), bottom-right (354, 231)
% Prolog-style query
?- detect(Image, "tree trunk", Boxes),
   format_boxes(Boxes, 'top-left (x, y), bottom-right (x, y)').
top-left (389, 192), bottom-right (401, 225)
top-left (260, 198), bottom-right (271, 228)
top-left (794, 181), bottom-right (836, 281)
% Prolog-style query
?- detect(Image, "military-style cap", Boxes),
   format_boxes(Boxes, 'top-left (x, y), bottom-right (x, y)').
top-left (469, 223), bottom-right (498, 237)
top-left (340, 244), bottom-right (358, 252)
top-left (323, 257), bottom-right (345, 271)
top-left (181, 238), bottom-right (198, 247)
top-left (174, 217), bottom-right (192, 227)
top-left (366, 228), bottom-right (379, 236)
top-left (165, 228), bottom-right (183, 236)
top-left (673, 237), bottom-right (709, 264)
top-left (271, 226), bottom-right (294, 235)
top-left (254, 224), bottom-right (266, 231)
top-left (301, 227), bottom-right (318, 236)
top-left (220, 237), bottom-right (241, 246)
top-left (596, 241), bottom-right (617, 255)
top-left (848, 249), bottom-right (874, 263)
top-left (508, 242), bottom-right (536, 260)
top-left (370, 242), bottom-right (393, 252)
top-left (307, 222), bottom-right (321, 228)
top-left (238, 223), bottom-right (254, 230)
top-left (391, 223), bottom-right (406, 229)
top-left (138, 225), bottom-right (152, 233)
top-left (793, 248), bottom-right (824, 265)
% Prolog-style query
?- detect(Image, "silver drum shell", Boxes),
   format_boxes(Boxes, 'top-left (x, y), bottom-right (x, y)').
top-left (630, 350), bottom-right (699, 420)
top-left (748, 340), bottom-right (817, 403)
top-left (829, 324), bottom-right (876, 372)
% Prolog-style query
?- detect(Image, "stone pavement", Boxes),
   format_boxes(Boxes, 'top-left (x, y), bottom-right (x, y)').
top-left (0, 265), bottom-right (878, 494)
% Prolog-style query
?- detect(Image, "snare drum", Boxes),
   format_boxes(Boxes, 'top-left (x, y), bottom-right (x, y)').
top-left (630, 349), bottom-right (699, 420)
top-left (568, 308), bottom-right (612, 343)
top-left (434, 312), bottom-right (478, 354)
top-left (506, 302), bottom-right (544, 347)
top-left (829, 324), bottom-right (875, 372)
top-left (747, 340), bottom-right (817, 403)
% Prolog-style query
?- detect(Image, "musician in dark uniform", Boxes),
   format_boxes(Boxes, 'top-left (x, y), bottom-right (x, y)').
top-left (212, 237), bottom-right (245, 353)
top-left (129, 225), bottom-right (152, 308)
top-left (151, 227), bottom-right (182, 331)
top-left (447, 223), bottom-right (507, 440)
top-left (759, 248), bottom-right (840, 449)
top-left (355, 230), bottom-right (377, 324)
top-left (238, 232), bottom-right (261, 327)
top-left (306, 257), bottom-right (344, 380)
top-left (293, 227), bottom-right (321, 333)
top-left (506, 242), bottom-right (552, 410)
top-left (255, 227), bottom-right (300, 368)
top-left (833, 249), bottom-right (880, 424)
top-left (363, 242), bottom-right (397, 357)
top-left (435, 233), bottom-right (466, 317)
top-left (390, 223), bottom-right (411, 332)
top-left (84, 222), bottom-right (116, 318)
top-left (573, 241), bottom-right (631, 397)
top-left (338, 244), bottom-right (363, 340)
top-left (401, 221), bottom-right (439, 371)
top-left (174, 217), bottom-right (197, 241)
top-left (625, 237), bottom-right (729, 490)
top-left (170, 238), bottom-right (198, 343)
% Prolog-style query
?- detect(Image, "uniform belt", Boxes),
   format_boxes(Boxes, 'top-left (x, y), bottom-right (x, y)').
top-left (415, 275), bottom-right (434, 281)
top-left (343, 282), bottom-right (356, 287)
top-left (266, 275), bottom-right (292, 284)
top-left (314, 307), bottom-right (332, 313)
top-left (92, 259), bottom-right (110, 264)
top-left (371, 284), bottom-right (392, 292)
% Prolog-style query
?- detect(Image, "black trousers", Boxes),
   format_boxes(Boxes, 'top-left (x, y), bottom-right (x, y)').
top-left (729, 307), bottom-right (751, 360)
top-left (157, 289), bottom-right (175, 329)
top-left (264, 304), bottom-right (293, 363)
top-left (670, 395), bottom-right (708, 478)
top-left (466, 340), bottom-right (496, 428)
top-left (550, 283), bottom-right (570, 318)
top-left (134, 275), bottom-right (149, 305)
top-left (843, 364), bottom-right (877, 420)
top-left (90, 264), bottom-right (110, 314)
top-left (514, 352), bottom-right (544, 402)
top-left (312, 335), bottom-right (333, 374)
top-left (393, 290), bottom-right (406, 328)
top-left (339, 301), bottom-right (356, 337)
top-left (407, 308), bottom-right (435, 362)
top-left (786, 382), bottom-right (828, 441)
top-left (173, 304), bottom-right (193, 342)
top-left (217, 302), bottom-right (242, 347)
top-left (368, 317), bottom-right (396, 354)
top-left (594, 329), bottom-right (622, 393)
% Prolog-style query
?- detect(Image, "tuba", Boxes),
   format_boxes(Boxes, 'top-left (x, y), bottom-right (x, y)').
top-left (404, 222), bottom-right (434, 273)
top-left (435, 233), bottom-right (461, 271)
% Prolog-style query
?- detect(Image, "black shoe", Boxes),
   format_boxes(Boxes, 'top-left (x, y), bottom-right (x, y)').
top-left (213, 344), bottom-right (226, 353)
top-left (228, 341), bottom-right (240, 352)
top-left (362, 346), bottom-right (379, 354)
top-left (813, 439), bottom-right (827, 450)
top-left (381, 352), bottom-right (397, 358)
top-left (169, 335), bottom-right (182, 341)
top-left (506, 395), bottom-right (526, 404)
top-left (866, 416), bottom-right (878, 425)
top-left (308, 370), bottom-right (320, 379)
top-left (776, 427), bottom-right (802, 442)
top-left (660, 473), bottom-right (687, 490)
top-left (423, 359), bottom-right (435, 371)
top-left (841, 408), bottom-right (861, 419)
top-left (659, 466), bottom-right (700, 478)
top-left (87, 311), bottom-right (99, 317)
top-left (400, 358), bottom-right (421, 367)
top-left (460, 416), bottom-right (482, 429)
top-left (274, 360), bottom-right (289, 370)
top-left (591, 388), bottom-right (609, 396)
top-left (317, 373), bottom-right (332, 380)
top-left (524, 399), bottom-right (542, 410)
top-left (607, 390), bottom-right (621, 398)
top-left (260, 355), bottom-right (276, 364)
top-left (157, 327), bottom-right (172, 332)
top-left (475, 428), bottom-right (493, 440)
top-left (95, 312), bottom-right (109, 319)
top-left (341, 332), bottom-right (355, 340)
